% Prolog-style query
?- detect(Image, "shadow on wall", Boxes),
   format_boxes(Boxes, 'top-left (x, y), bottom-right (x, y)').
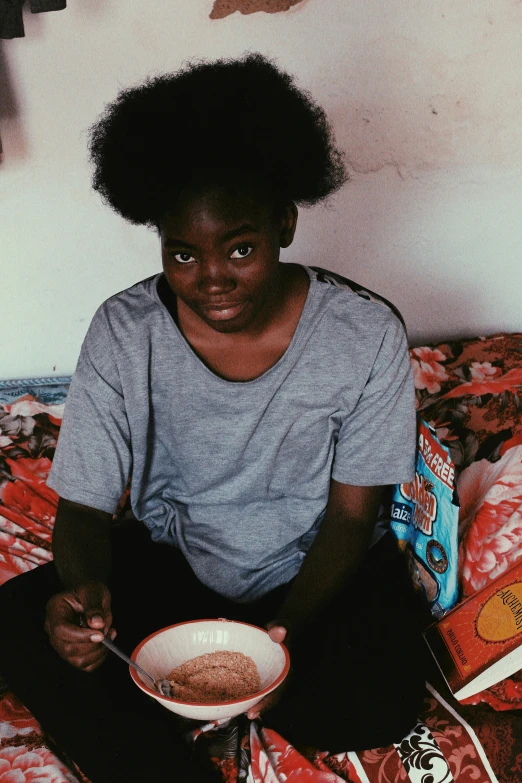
top-left (210, 0), bottom-right (307, 20)
top-left (0, 3), bottom-right (49, 162)
top-left (0, 1), bottom-right (71, 161)
top-left (0, 43), bottom-right (27, 162)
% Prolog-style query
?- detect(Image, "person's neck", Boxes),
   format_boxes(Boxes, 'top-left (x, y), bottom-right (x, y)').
top-left (182, 264), bottom-right (309, 381)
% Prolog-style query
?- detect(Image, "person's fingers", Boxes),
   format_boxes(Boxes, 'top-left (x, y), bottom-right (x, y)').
top-left (46, 594), bottom-right (97, 644)
top-left (267, 625), bottom-right (287, 644)
top-left (53, 628), bottom-right (97, 646)
top-left (66, 643), bottom-right (107, 662)
top-left (75, 583), bottom-right (113, 636)
top-left (86, 626), bottom-right (116, 644)
top-left (247, 688), bottom-right (281, 720)
top-left (62, 592), bottom-right (83, 614)
top-left (69, 647), bottom-right (108, 672)
top-left (45, 589), bottom-right (114, 668)
top-left (52, 622), bottom-right (102, 644)
top-left (83, 657), bottom-right (107, 673)
top-left (53, 631), bottom-right (108, 666)
top-left (246, 703), bottom-right (263, 720)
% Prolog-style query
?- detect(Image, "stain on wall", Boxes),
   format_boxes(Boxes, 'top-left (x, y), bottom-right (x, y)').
top-left (210, 0), bottom-right (304, 20)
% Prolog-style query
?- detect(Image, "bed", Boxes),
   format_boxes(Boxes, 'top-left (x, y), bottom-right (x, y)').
top-left (1, 333), bottom-right (522, 783)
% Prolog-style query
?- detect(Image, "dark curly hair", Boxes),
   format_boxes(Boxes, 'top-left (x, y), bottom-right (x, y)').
top-left (88, 53), bottom-right (347, 226)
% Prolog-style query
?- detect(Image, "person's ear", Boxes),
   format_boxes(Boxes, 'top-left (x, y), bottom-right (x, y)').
top-left (279, 202), bottom-right (298, 249)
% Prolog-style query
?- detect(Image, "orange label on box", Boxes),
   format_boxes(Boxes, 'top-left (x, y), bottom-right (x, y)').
top-left (426, 562), bottom-right (522, 693)
top-left (438, 579), bottom-right (522, 677)
top-left (477, 582), bottom-right (522, 642)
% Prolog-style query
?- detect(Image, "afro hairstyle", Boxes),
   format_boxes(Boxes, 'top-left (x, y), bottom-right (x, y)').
top-left (88, 53), bottom-right (347, 226)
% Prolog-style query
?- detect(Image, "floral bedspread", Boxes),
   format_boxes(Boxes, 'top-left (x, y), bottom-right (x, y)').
top-left (1, 335), bottom-right (522, 783)
top-left (411, 334), bottom-right (522, 712)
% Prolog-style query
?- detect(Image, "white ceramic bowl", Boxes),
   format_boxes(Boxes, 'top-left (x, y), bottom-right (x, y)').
top-left (130, 618), bottom-right (290, 721)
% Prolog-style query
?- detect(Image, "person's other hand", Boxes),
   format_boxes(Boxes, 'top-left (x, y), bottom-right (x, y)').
top-left (247, 621), bottom-right (290, 720)
top-left (44, 581), bottom-right (116, 672)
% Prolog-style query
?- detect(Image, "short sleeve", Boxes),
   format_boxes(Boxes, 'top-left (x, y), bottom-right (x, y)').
top-left (331, 314), bottom-right (416, 486)
top-left (47, 307), bottom-right (132, 514)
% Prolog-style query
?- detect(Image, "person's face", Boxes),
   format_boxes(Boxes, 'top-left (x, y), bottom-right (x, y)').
top-left (159, 184), bottom-right (297, 334)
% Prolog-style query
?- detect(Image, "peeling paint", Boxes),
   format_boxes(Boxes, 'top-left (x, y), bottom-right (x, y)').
top-left (210, 0), bottom-right (304, 20)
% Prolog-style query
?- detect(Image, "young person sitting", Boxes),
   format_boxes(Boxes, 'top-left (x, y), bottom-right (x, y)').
top-left (0, 53), bottom-right (428, 783)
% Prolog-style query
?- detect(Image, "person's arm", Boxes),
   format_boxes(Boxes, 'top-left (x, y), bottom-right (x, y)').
top-left (52, 497), bottom-right (112, 588)
top-left (271, 479), bottom-right (383, 642)
top-left (247, 479), bottom-right (383, 718)
top-left (44, 497), bottom-right (116, 672)
top-left (249, 314), bottom-right (415, 718)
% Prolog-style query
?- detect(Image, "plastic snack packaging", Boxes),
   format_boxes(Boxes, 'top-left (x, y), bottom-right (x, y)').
top-left (390, 418), bottom-right (460, 618)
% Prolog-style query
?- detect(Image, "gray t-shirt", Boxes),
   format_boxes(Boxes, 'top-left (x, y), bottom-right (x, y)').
top-left (48, 265), bottom-right (416, 602)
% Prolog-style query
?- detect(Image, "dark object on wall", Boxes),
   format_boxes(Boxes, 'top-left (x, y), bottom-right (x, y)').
top-left (0, 0), bottom-right (66, 40)
top-left (210, 0), bottom-right (304, 20)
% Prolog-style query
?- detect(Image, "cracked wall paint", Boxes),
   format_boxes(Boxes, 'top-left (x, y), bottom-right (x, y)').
top-left (210, 0), bottom-right (305, 19)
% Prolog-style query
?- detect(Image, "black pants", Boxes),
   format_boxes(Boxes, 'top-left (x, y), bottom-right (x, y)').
top-left (0, 524), bottom-right (430, 783)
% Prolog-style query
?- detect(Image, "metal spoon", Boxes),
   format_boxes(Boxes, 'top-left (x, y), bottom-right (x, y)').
top-left (78, 614), bottom-right (172, 695)
top-left (100, 635), bottom-right (173, 697)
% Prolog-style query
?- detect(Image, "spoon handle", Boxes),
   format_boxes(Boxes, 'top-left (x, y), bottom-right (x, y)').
top-left (100, 636), bottom-right (156, 690)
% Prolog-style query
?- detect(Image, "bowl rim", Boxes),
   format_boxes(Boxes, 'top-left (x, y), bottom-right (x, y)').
top-left (129, 618), bottom-right (291, 707)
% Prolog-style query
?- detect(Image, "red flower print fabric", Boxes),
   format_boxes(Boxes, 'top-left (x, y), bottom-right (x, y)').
top-left (0, 745), bottom-right (78, 783)
top-left (0, 414), bottom-right (59, 587)
top-left (411, 347), bottom-right (450, 395)
top-left (186, 685), bottom-right (505, 783)
top-left (0, 692), bottom-right (83, 783)
top-left (0, 693), bottom-right (39, 740)
top-left (458, 446), bottom-right (522, 597)
top-left (0, 381), bottom-right (71, 587)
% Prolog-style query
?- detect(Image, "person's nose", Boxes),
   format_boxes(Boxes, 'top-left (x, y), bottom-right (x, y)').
top-left (198, 257), bottom-right (236, 296)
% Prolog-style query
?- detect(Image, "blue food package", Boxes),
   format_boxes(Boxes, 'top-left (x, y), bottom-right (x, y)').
top-left (390, 418), bottom-right (459, 617)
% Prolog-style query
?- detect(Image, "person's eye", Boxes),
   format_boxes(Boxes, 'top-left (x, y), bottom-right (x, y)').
top-left (230, 245), bottom-right (253, 259)
top-left (174, 253), bottom-right (196, 264)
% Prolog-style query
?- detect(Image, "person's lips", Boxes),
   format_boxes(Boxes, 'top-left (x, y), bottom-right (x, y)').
top-left (200, 301), bottom-right (247, 320)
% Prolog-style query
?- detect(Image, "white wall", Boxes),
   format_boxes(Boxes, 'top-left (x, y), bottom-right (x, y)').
top-left (2, 0), bottom-right (521, 378)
